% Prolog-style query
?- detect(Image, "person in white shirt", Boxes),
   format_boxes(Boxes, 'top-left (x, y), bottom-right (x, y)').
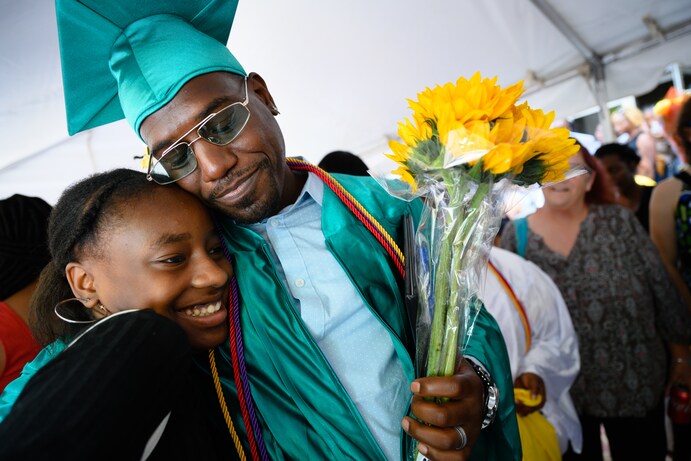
top-left (481, 246), bottom-right (582, 454)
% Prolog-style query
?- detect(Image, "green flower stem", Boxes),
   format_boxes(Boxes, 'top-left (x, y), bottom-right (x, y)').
top-left (439, 182), bottom-right (490, 376)
top-left (425, 174), bottom-right (491, 378)
top-left (425, 173), bottom-right (466, 377)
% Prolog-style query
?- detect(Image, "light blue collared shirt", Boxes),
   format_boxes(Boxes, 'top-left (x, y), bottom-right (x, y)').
top-left (247, 172), bottom-right (409, 460)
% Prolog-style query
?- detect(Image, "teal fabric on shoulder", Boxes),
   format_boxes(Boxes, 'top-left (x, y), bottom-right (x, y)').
top-left (55, 0), bottom-right (245, 137)
top-left (514, 217), bottom-right (529, 257)
top-left (0, 339), bottom-right (66, 424)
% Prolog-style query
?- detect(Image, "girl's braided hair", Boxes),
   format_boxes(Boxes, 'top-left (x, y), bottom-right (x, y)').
top-left (30, 169), bottom-right (157, 345)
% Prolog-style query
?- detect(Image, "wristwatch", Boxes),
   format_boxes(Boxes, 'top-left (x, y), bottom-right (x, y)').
top-left (465, 356), bottom-right (499, 429)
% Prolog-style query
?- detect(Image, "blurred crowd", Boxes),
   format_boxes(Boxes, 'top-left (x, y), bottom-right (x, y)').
top-left (495, 90), bottom-right (691, 461)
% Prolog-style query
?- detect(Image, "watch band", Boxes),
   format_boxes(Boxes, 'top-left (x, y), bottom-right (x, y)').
top-left (465, 356), bottom-right (499, 429)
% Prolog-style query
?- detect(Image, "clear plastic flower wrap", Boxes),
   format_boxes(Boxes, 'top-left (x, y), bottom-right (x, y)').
top-left (413, 169), bottom-right (507, 379)
top-left (377, 164), bottom-right (527, 381)
top-left (373, 74), bottom-right (580, 459)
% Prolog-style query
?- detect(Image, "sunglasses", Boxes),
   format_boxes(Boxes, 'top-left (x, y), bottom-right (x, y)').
top-left (147, 77), bottom-right (250, 185)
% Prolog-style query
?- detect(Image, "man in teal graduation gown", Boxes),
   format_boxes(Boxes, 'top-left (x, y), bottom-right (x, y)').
top-left (1, 1), bottom-right (521, 459)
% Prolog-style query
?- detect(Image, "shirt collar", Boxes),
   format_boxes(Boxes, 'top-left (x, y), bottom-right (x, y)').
top-left (275, 170), bottom-right (324, 216)
top-left (293, 171), bottom-right (324, 208)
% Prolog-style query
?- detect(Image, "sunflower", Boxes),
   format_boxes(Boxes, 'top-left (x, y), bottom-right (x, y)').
top-left (387, 73), bottom-right (577, 188)
top-left (384, 73), bottom-right (579, 387)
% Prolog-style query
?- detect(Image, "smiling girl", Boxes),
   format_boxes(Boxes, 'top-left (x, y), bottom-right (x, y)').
top-left (0, 169), bottom-right (240, 460)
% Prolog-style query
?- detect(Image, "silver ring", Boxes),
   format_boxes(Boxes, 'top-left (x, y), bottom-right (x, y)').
top-left (454, 425), bottom-right (467, 450)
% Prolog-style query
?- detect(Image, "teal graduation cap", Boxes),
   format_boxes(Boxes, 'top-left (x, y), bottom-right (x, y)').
top-left (55, 0), bottom-right (246, 138)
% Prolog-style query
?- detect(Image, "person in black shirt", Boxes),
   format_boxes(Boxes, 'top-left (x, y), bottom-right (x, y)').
top-left (594, 143), bottom-right (655, 232)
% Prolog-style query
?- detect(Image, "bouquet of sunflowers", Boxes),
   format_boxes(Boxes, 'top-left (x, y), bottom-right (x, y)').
top-left (383, 72), bottom-right (578, 383)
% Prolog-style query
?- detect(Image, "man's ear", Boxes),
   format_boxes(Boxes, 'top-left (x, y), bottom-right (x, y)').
top-left (65, 262), bottom-right (99, 309)
top-left (248, 72), bottom-right (279, 115)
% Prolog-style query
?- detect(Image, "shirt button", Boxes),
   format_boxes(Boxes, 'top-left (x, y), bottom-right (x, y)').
top-left (295, 278), bottom-right (305, 288)
top-left (270, 220), bottom-right (280, 227)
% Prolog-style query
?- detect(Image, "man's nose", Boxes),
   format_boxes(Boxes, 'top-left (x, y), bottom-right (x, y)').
top-left (193, 141), bottom-right (239, 183)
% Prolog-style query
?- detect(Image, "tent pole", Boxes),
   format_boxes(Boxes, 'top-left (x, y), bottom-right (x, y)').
top-left (669, 63), bottom-right (685, 93)
top-left (528, 0), bottom-right (593, 60)
top-left (591, 59), bottom-right (616, 143)
top-left (529, 0), bottom-right (615, 142)
top-left (523, 18), bottom-right (691, 99)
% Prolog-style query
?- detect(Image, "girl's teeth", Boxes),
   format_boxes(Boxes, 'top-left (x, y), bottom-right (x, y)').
top-left (183, 301), bottom-right (221, 317)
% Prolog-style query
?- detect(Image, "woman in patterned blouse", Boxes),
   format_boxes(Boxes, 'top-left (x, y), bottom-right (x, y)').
top-left (500, 143), bottom-right (691, 461)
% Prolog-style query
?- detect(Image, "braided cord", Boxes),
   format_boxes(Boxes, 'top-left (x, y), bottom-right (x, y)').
top-left (208, 349), bottom-right (248, 461)
top-left (286, 158), bottom-right (405, 278)
top-left (228, 275), bottom-right (268, 461)
top-left (214, 211), bottom-right (268, 461)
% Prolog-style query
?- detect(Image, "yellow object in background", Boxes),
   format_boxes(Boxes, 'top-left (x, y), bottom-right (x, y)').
top-left (634, 174), bottom-right (656, 187)
top-left (140, 146), bottom-right (152, 171)
top-left (514, 387), bottom-right (543, 407)
top-left (515, 388), bottom-right (560, 461)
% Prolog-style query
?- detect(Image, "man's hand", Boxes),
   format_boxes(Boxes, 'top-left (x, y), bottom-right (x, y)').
top-left (513, 372), bottom-right (545, 416)
top-left (401, 359), bottom-right (484, 461)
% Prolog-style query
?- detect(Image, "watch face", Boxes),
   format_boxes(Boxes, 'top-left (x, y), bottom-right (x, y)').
top-left (480, 385), bottom-right (497, 428)
top-left (465, 357), bottom-right (499, 429)
top-left (485, 385), bottom-right (499, 420)
top-left (487, 384), bottom-right (499, 408)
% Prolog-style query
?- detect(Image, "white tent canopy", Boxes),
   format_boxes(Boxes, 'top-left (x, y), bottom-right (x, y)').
top-left (1, 0), bottom-right (690, 203)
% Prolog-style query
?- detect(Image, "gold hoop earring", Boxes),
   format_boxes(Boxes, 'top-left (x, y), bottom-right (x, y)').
top-left (54, 297), bottom-right (97, 324)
